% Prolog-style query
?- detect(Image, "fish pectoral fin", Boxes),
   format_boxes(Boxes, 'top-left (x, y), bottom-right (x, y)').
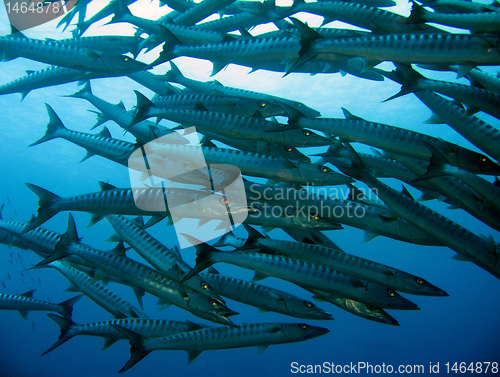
top-left (156, 297), bottom-right (173, 309)
top-left (363, 227), bottom-right (380, 242)
top-left (101, 337), bottom-right (119, 351)
top-left (186, 350), bottom-right (203, 364)
top-left (251, 271), bottom-right (269, 282)
top-left (257, 344), bottom-right (270, 355)
top-left (91, 269), bottom-right (108, 283)
top-left (452, 253), bottom-right (471, 262)
top-left (132, 287), bottom-right (146, 309)
top-left (18, 309), bottom-right (29, 320)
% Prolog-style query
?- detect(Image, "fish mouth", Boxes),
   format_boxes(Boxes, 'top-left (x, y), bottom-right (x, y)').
top-left (389, 297), bottom-right (420, 311)
top-left (214, 310), bottom-right (239, 327)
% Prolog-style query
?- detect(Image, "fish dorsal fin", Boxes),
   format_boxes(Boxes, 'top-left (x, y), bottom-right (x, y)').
top-left (211, 62), bottom-right (228, 77)
top-left (400, 185), bottom-right (415, 200)
top-left (251, 271), bottom-right (268, 282)
top-left (341, 108), bottom-right (365, 121)
top-left (97, 127), bottom-right (112, 139)
top-left (131, 216), bottom-right (145, 228)
top-left (186, 350), bottom-right (202, 364)
top-left (21, 289), bottom-right (36, 298)
top-left (111, 241), bottom-right (127, 257)
top-left (117, 100), bottom-right (126, 110)
top-left (98, 181), bottom-right (117, 191)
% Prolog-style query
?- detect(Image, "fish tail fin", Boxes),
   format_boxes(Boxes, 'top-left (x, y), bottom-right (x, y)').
top-left (35, 214), bottom-right (79, 265)
top-left (336, 142), bottom-right (369, 181)
top-left (179, 234), bottom-right (217, 282)
top-left (150, 25), bottom-right (182, 66)
top-left (57, 294), bottom-right (83, 321)
top-left (212, 230), bottom-right (238, 248)
top-left (383, 63), bottom-right (423, 102)
top-left (405, 0), bottom-right (427, 24)
top-left (412, 141), bottom-right (450, 182)
top-left (131, 90), bottom-right (156, 126)
top-left (110, 325), bottom-right (150, 373)
top-left (240, 224), bottom-right (266, 249)
top-left (64, 80), bottom-right (92, 100)
top-left (22, 183), bottom-right (60, 233)
top-left (42, 314), bottom-right (77, 355)
top-left (107, 0), bottom-right (132, 25)
top-left (29, 104), bottom-right (68, 147)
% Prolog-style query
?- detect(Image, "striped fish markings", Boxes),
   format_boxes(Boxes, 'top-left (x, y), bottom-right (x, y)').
top-left (0, 290), bottom-right (82, 320)
top-left (337, 143), bottom-right (500, 280)
top-left (0, 30), bottom-right (148, 73)
top-left (181, 235), bottom-right (419, 310)
top-left (36, 215), bottom-right (238, 326)
top-left (43, 315), bottom-right (208, 355)
top-left (238, 226), bottom-right (448, 296)
top-left (113, 322), bottom-right (329, 372)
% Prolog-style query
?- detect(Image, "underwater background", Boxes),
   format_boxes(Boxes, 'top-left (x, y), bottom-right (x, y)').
top-left (0, 1), bottom-right (499, 376)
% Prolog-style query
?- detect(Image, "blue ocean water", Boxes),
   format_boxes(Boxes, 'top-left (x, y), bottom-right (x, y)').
top-left (0, 1), bottom-right (499, 376)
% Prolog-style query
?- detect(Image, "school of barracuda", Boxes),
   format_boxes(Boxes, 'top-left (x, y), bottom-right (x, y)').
top-left (0, 0), bottom-right (499, 373)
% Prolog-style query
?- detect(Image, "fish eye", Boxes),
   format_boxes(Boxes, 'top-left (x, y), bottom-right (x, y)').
top-left (121, 56), bottom-right (130, 62)
top-left (285, 146), bottom-right (293, 152)
top-left (300, 324), bottom-right (309, 330)
top-left (259, 101), bottom-right (267, 108)
top-left (320, 166), bottom-right (331, 173)
top-left (310, 213), bottom-right (320, 221)
top-left (366, 305), bottom-right (375, 309)
top-left (302, 130), bottom-right (311, 136)
top-left (201, 282), bottom-right (210, 290)
top-left (481, 157), bottom-right (487, 162)
top-left (416, 278), bottom-right (425, 285)
top-left (305, 301), bottom-right (314, 308)
top-left (220, 197), bottom-right (230, 206)
top-left (210, 300), bottom-right (219, 307)
top-left (388, 289), bottom-right (396, 297)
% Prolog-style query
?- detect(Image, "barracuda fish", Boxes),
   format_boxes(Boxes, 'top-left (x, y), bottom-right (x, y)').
top-left (245, 201), bottom-right (343, 231)
top-left (160, 62), bottom-right (320, 118)
top-left (105, 214), bottom-right (224, 303)
top-left (113, 322), bottom-right (329, 372)
top-left (43, 315), bottom-right (207, 355)
top-left (418, 0), bottom-right (499, 13)
top-left (171, 0), bottom-right (238, 26)
top-left (150, 92), bottom-right (284, 118)
top-left (318, 143), bottom-right (441, 200)
top-left (36, 215), bottom-right (238, 326)
top-left (160, 0), bottom-right (195, 11)
top-left (43, 260), bottom-right (147, 319)
top-left (194, 11), bottom-right (272, 33)
top-left (283, 104), bottom-right (500, 175)
top-left (382, 65), bottom-right (500, 163)
top-left (244, 181), bottom-right (443, 245)
top-left (238, 225), bottom-right (447, 296)
top-left (63, 82), bottom-right (175, 144)
top-left (406, 0), bottom-right (500, 33)
top-left (182, 235), bottom-right (419, 310)
top-left (200, 271), bottom-right (332, 320)
top-left (108, 0), bottom-right (233, 52)
top-left (291, 0), bottom-right (430, 32)
top-left (49, 35), bottom-right (144, 56)
top-left (416, 143), bottom-right (500, 209)
top-left (384, 64), bottom-right (500, 121)
top-left (72, 0), bottom-right (139, 37)
top-left (0, 290), bottom-right (81, 320)
top-left (154, 31), bottom-right (309, 76)
top-left (308, 291), bottom-right (399, 326)
top-left (132, 92), bottom-right (330, 148)
top-left (0, 31), bottom-right (148, 74)
top-left (30, 104), bottom-right (137, 163)
top-left (0, 66), bottom-right (120, 100)
top-left (128, 142), bottom-right (353, 186)
top-left (380, 149), bottom-right (500, 232)
top-left (127, 70), bottom-right (182, 97)
top-left (23, 180), bottom-right (249, 233)
top-left (337, 143), bottom-right (500, 280)
top-left (292, 33), bottom-right (500, 75)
